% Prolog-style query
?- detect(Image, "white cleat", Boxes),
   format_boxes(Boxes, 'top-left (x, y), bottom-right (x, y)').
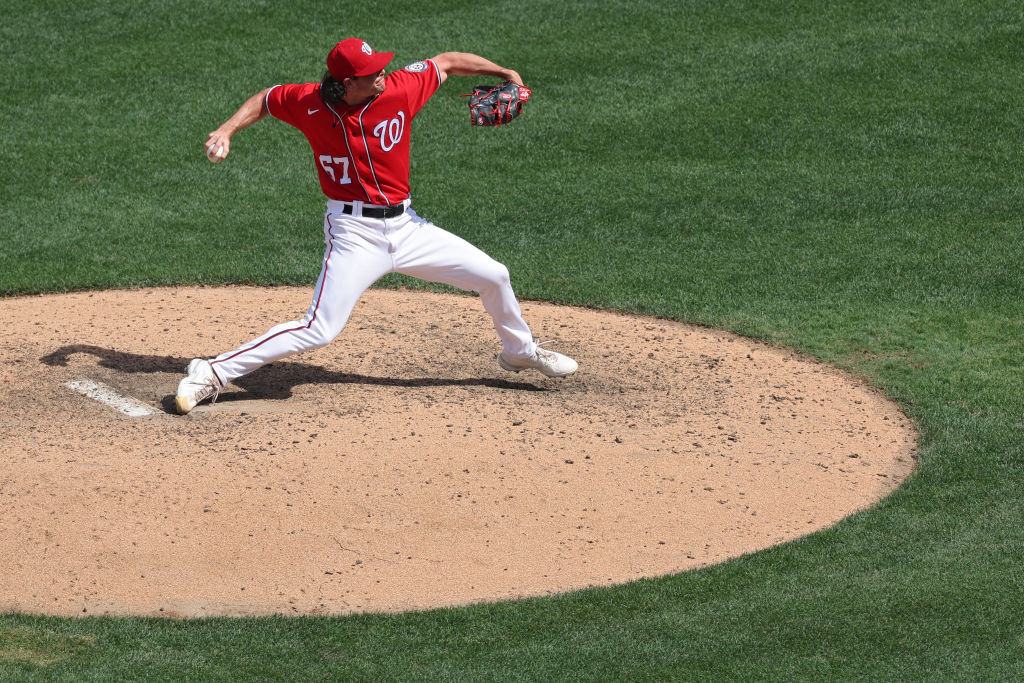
top-left (498, 342), bottom-right (578, 378)
top-left (175, 359), bottom-right (221, 414)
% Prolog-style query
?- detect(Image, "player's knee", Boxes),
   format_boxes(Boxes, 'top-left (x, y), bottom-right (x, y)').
top-left (481, 261), bottom-right (511, 289)
top-left (305, 317), bottom-right (346, 349)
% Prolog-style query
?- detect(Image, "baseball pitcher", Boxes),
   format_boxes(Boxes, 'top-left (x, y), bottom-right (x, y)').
top-left (176, 38), bottom-right (577, 414)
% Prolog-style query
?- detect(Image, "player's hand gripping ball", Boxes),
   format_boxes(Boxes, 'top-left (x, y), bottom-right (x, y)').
top-left (206, 143), bottom-right (227, 163)
top-left (462, 81), bottom-right (531, 127)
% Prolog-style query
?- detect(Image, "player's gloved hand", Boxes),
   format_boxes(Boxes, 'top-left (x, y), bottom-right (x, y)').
top-left (204, 131), bottom-right (231, 163)
top-left (462, 81), bottom-right (531, 127)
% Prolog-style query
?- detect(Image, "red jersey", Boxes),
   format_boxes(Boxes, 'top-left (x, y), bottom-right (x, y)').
top-left (265, 59), bottom-right (442, 204)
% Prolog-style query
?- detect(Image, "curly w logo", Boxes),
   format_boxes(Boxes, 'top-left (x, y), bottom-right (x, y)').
top-left (373, 111), bottom-right (406, 152)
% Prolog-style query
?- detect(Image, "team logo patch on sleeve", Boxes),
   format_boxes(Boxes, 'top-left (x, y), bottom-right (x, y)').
top-left (404, 61), bottom-right (429, 73)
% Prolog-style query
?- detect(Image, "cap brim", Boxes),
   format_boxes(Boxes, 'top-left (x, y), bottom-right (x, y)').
top-left (352, 51), bottom-right (394, 76)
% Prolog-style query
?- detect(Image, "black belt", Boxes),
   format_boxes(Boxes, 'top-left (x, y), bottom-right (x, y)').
top-left (341, 202), bottom-right (406, 219)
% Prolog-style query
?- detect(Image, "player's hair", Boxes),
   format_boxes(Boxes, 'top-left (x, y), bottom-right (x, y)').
top-left (320, 72), bottom-right (346, 107)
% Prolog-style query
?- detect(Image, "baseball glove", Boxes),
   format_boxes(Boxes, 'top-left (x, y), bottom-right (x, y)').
top-left (462, 81), bottom-right (532, 126)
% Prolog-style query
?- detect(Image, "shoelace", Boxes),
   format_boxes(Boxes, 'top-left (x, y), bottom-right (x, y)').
top-left (197, 376), bottom-right (220, 405)
top-left (534, 339), bottom-right (560, 360)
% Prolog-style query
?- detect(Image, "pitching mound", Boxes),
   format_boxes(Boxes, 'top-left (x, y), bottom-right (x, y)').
top-left (0, 286), bottom-right (916, 617)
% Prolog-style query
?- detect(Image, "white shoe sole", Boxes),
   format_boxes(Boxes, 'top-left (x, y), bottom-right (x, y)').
top-left (498, 355), bottom-right (524, 373)
top-left (175, 394), bottom-right (194, 415)
top-left (498, 354), bottom-right (578, 378)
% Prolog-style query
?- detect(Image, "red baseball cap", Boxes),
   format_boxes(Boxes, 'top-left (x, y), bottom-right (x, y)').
top-left (327, 38), bottom-right (394, 80)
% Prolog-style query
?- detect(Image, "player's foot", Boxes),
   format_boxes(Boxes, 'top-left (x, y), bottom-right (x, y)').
top-left (175, 359), bottom-right (221, 414)
top-left (498, 342), bottom-right (578, 378)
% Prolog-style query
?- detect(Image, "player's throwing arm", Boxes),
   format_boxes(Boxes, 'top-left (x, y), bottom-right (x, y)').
top-left (204, 88), bottom-right (272, 162)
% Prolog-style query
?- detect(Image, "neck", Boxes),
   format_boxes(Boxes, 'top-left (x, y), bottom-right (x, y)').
top-left (343, 93), bottom-right (375, 107)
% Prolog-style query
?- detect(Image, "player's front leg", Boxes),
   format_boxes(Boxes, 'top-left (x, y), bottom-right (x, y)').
top-left (394, 218), bottom-right (577, 377)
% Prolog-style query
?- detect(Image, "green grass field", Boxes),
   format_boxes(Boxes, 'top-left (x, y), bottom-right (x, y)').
top-left (2, 0), bottom-right (1023, 678)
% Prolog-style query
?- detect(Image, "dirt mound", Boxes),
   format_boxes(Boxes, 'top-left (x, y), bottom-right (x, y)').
top-left (0, 286), bottom-right (916, 617)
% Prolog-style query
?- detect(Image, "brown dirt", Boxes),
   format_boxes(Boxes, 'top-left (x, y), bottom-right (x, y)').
top-left (0, 286), bottom-right (916, 618)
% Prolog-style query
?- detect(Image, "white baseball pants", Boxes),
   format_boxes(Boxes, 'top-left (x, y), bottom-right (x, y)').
top-left (208, 201), bottom-right (537, 386)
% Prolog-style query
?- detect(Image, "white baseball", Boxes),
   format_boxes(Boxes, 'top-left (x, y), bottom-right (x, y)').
top-left (207, 145), bottom-right (225, 162)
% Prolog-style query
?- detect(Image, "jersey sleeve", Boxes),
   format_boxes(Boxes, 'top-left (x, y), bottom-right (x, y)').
top-left (392, 59), bottom-right (442, 117)
top-left (265, 83), bottom-right (308, 128)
